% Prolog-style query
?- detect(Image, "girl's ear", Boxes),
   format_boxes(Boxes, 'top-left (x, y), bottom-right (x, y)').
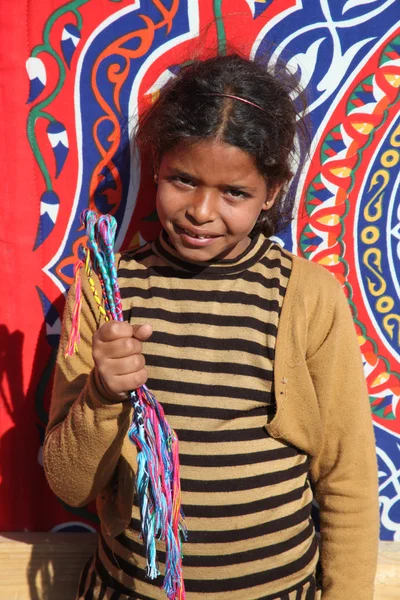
top-left (262, 184), bottom-right (283, 211)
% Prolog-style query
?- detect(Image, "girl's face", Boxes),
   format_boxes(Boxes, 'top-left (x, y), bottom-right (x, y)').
top-left (156, 138), bottom-right (277, 262)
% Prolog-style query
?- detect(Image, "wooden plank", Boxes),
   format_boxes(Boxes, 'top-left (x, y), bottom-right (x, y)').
top-left (0, 534), bottom-right (398, 599)
top-left (375, 542), bottom-right (400, 600)
top-left (0, 533), bottom-right (96, 600)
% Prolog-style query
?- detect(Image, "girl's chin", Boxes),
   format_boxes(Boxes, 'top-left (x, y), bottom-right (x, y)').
top-left (174, 240), bottom-right (223, 261)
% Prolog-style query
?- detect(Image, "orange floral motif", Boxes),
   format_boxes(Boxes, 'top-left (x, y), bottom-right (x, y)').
top-left (299, 34), bottom-right (400, 426)
top-left (56, 234), bottom-right (87, 286)
top-left (89, 0), bottom-right (179, 215)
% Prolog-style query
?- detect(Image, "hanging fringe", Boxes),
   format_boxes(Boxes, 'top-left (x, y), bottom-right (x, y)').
top-left (64, 258), bottom-right (84, 357)
top-left (66, 209), bottom-right (187, 599)
top-left (128, 386), bottom-right (187, 599)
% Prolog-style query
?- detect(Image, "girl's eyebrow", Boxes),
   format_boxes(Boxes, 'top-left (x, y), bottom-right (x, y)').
top-left (169, 168), bottom-right (196, 180)
top-left (168, 167), bottom-right (255, 192)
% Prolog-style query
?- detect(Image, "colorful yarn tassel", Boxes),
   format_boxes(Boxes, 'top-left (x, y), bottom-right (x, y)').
top-left (66, 209), bottom-right (187, 600)
top-left (128, 386), bottom-right (186, 598)
top-left (64, 258), bottom-right (84, 357)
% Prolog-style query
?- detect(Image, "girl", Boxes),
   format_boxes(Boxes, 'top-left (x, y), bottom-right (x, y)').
top-left (44, 54), bottom-right (379, 600)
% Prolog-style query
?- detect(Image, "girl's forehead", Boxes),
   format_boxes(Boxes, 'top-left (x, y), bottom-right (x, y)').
top-left (161, 138), bottom-right (263, 185)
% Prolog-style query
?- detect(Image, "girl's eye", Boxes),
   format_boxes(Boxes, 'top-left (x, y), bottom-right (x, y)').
top-left (172, 176), bottom-right (195, 187)
top-left (225, 189), bottom-right (249, 199)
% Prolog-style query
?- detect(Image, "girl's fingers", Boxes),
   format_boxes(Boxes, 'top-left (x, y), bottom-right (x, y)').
top-left (108, 369), bottom-right (149, 395)
top-left (96, 320), bottom-right (134, 342)
top-left (93, 335), bottom-right (142, 360)
top-left (100, 354), bottom-right (146, 377)
top-left (132, 323), bottom-right (153, 341)
top-left (96, 321), bottom-right (153, 343)
top-left (92, 321), bottom-right (152, 397)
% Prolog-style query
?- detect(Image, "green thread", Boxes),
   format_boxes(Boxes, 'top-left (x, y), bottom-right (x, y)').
top-left (38, 110), bottom-right (56, 122)
top-left (213, 0), bottom-right (226, 56)
top-left (27, 120), bottom-right (52, 190)
top-left (27, 0), bottom-right (89, 192)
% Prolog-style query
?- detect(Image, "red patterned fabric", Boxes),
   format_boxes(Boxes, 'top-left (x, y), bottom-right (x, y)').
top-left (0, 0), bottom-right (399, 539)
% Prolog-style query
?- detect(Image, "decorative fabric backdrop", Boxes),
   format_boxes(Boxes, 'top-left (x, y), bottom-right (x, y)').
top-left (1, 0), bottom-right (399, 540)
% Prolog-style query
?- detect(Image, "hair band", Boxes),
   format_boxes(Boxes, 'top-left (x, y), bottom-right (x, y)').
top-left (202, 93), bottom-right (265, 112)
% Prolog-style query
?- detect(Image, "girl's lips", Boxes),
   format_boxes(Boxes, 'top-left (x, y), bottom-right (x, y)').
top-left (174, 224), bottom-right (222, 247)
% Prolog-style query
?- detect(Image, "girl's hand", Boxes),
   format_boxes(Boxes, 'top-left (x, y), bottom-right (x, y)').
top-left (92, 321), bottom-right (153, 400)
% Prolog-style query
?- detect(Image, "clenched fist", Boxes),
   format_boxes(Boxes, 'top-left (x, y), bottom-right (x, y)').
top-left (92, 321), bottom-right (153, 400)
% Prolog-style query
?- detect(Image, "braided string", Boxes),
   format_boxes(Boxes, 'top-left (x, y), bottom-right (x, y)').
top-left (79, 210), bottom-right (187, 600)
top-left (97, 215), bottom-right (123, 322)
top-left (84, 248), bottom-right (109, 321)
top-left (82, 210), bottom-right (118, 321)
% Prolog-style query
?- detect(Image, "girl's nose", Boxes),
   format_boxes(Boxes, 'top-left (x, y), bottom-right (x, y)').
top-left (186, 188), bottom-right (218, 223)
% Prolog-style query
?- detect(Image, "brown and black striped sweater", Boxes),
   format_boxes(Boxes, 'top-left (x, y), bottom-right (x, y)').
top-left (44, 232), bottom-right (379, 600)
top-left (80, 233), bottom-right (318, 599)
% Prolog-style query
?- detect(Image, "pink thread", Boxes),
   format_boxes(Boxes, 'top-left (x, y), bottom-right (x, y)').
top-left (204, 92), bottom-right (265, 111)
top-left (64, 259), bottom-right (83, 357)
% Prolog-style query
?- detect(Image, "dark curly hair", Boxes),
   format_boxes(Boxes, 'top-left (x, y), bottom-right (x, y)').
top-left (135, 53), bottom-right (309, 238)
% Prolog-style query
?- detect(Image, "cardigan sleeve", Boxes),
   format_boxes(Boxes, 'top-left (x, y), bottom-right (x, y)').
top-left (307, 280), bottom-right (379, 599)
top-left (43, 266), bottom-right (133, 507)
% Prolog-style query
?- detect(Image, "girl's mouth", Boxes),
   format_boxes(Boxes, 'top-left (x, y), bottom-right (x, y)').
top-left (174, 224), bottom-right (222, 246)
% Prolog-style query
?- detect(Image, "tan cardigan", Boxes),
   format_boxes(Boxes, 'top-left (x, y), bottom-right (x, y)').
top-left (44, 251), bottom-right (379, 599)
